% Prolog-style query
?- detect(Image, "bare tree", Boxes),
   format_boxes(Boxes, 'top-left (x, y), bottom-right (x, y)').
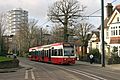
top-left (48, 0), bottom-right (85, 42)
top-left (74, 22), bottom-right (95, 58)
top-left (50, 24), bottom-right (64, 43)
top-left (0, 12), bottom-right (7, 54)
top-left (14, 19), bottom-right (39, 56)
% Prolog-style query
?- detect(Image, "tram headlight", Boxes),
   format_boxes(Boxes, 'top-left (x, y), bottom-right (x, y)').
top-left (64, 58), bottom-right (66, 60)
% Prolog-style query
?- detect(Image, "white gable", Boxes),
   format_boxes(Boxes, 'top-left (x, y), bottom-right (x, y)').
top-left (107, 9), bottom-right (120, 26)
top-left (90, 34), bottom-right (97, 41)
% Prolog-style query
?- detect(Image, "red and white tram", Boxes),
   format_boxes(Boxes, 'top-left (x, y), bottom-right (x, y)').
top-left (28, 42), bottom-right (76, 64)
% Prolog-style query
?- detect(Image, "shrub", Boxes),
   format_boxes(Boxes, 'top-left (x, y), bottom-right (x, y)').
top-left (107, 46), bottom-right (120, 64)
top-left (89, 48), bottom-right (101, 63)
top-left (79, 55), bottom-right (89, 62)
top-left (107, 55), bottom-right (120, 64)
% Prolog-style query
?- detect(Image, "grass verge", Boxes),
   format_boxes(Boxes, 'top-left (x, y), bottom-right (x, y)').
top-left (0, 56), bottom-right (13, 62)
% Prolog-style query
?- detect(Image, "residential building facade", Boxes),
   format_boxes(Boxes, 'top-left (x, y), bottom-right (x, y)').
top-left (7, 8), bottom-right (28, 35)
top-left (87, 31), bottom-right (100, 53)
top-left (88, 3), bottom-right (120, 57)
top-left (107, 4), bottom-right (120, 57)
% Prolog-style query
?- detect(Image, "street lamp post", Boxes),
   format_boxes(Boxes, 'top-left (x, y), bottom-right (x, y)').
top-left (40, 28), bottom-right (43, 46)
top-left (101, 0), bottom-right (105, 67)
top-left (40, 25), bottom-right (50, 46)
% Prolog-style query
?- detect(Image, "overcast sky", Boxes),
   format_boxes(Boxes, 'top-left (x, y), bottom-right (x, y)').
top-left (0, 0), bottom-right (120, 28)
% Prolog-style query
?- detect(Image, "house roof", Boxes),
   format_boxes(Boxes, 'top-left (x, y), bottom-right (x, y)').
top-left (98, 4), bottom-right (120, 29)
top-left (92, 31), bottom-right (99, 37)
top-left (98, 16), bottom-right (111, 30)
top-left (115, 4), bottom-right (120, 13)
top-left (107, 4), bottom-right (120, 26)
top-left (90, 31), bottom-right (100, 42)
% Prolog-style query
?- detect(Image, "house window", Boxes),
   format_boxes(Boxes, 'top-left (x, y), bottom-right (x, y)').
top-left (116, 30), bottom-right (118, 35)
top-left (111, 26), bottom-right (120, 36)
top-left (119, 30), bottom-right (120, 35)
top-left (96, 44), bottom-right (99, 49)
top-left (111, 30), bottom-right (114, 36)
top-left (106, 29), bottom-right (109, 36)
top-left (117, 17), bottom-right (119, 22)
top-left (114, 30), bottom-right (115, 35)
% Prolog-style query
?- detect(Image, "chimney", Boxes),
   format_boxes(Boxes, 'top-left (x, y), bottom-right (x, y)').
top-left (106, 3), bottom-right (113, 18)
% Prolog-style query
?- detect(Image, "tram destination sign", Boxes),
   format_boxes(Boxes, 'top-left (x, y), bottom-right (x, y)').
top-left (63, 43), bottom-right (73, 47)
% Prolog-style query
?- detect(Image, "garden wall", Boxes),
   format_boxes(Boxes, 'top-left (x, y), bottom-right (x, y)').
top-left (0, 59), bottom-right (19, 69)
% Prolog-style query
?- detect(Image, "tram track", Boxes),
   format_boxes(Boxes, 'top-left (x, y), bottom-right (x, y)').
top-left (40, 63), bottom-right (117, 80)
top-left (50, 65), bottom-right (107, 80)
top-left (19, 57), bottom-right (120, 80)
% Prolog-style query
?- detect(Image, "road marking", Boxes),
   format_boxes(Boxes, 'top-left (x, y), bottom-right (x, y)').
top-left (72, 69), bottom-right (107, 80)
top-left (25, 70), bottom-right (28, 79)
top-left (56, 66), bottom-right (107, 80)
top-left (63, 68), bottom-right (100, 80)
top-left (25, 69), bottom-right (35, 80)
top-left (31, 69), bottom-right (35, 80)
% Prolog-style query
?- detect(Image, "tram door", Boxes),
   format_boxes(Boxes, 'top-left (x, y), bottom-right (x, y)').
top-left (48, 49), bottom-right (51, 61)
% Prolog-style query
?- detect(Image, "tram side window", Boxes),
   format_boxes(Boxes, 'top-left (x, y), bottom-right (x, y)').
top-left (36, 51), bottom-right (38, 56)
top-left (39, 51), bottom-right (41, 56)
top-left (45, 50), bottom-right (47, 57)
top-left (52, 49), bottom-right (54, 56)
top-left (45, 50), bottom-right (47, 56)
top-left (44, 50), bottom-right (46, 56)
top-left (46, 50), bottom-right (48, 56)
top-left (49, 49), bottom-right (51, 56)
top-left (42, 50), bottom-right (44, 56)
top-left (33, 51), bottom-right (35, 55)
top-left (55, 49), bottom-right (57, 56)
top-left (29, 52), bottom-right (31, 55)
top-left (58, 49), bottom-right (63, 56)
top-left (52, 49), bottom-right (57, 56)
top-left (47, 50), bottom-right (49, 57)
top-left (37, 51), bottom-right (39, 56)
top-left (32, 51), bottom-right (34, 55)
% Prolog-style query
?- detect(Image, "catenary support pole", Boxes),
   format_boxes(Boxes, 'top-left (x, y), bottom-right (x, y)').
top-left (101, 0), bottom-right (105, 67)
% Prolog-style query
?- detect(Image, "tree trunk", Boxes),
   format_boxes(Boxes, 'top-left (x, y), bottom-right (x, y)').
top-left (83, 46), bottom-right (87, 55)
top-left (81, 46), bottom-right (84, 59)
top-left (64, 16), bottom-right (68, 42)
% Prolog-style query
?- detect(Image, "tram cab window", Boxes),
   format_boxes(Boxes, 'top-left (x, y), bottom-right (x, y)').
top-left (64, 48), bottom-right (74, 56)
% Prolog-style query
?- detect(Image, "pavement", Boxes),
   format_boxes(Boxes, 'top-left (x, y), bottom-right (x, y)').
top-left (0, 67), bottom-right (21, 73)
top-left (76, 60), bottom-right (120, 70)
top-left (0, 62), bottom-right (30, 73)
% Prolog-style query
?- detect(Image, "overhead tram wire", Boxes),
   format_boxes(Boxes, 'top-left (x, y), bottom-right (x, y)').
top-left (39, 19), bottom-right (51, 27)
top-left (38, 0), bottom-right (118, 25)
top-left (111, 0), bottom-right (117, 3)
top-left (86, 0), bottom-right (118, 17)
